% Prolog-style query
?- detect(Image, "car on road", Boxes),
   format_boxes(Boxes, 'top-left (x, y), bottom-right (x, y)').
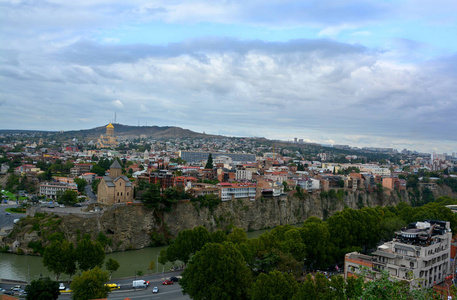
top-left (170, 276), bottom-right (179, 282)
top-left (5, 212), bottom-right (10, 215)
top-left (152, 287), bottom-right (159, 293)
top-left (59, 283), bottom-right (65, 290)
top-left (162, 280), bottom-right (173, 285)
top-left (11, 285), bottom-right (21, 292)
top-left (104, 283), bottom-right (120, 290)
top-left (74, 203), bottom-right (82, 207)
top-left (59, 204), bottom-right (65, 208)
top-left (48, 205), bottom-right (55, 208)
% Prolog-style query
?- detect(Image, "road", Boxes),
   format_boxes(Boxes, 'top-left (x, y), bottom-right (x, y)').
top-left (0, 204), bottom-right (24, 229)
top-left (85, 185), bottom-right (97, 202)
top-left (57, 274), bottom-right (191, 300)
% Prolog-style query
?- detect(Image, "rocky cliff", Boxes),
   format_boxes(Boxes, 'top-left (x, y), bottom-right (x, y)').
top-left (5, 186), bottom-right (455, 255)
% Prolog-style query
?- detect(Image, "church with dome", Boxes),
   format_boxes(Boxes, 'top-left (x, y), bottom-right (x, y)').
top-left (97, 123), bottom-right (119, 149)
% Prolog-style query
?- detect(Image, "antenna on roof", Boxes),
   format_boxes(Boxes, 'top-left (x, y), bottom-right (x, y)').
top-left (114, 111), bottom-right (117, 124)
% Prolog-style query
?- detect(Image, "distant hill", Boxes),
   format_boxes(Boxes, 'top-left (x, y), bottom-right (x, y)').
top-left (0, 124), bottom-right (218, 140)
top-left (50, 124), bottom-right (218, 140)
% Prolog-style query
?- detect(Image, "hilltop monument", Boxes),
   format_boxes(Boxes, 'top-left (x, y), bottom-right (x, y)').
top-left (97, 123), bottom-right (119, 149)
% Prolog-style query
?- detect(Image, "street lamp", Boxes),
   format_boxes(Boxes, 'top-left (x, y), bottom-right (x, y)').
top-left (157, 253), bottom-right (159, 274)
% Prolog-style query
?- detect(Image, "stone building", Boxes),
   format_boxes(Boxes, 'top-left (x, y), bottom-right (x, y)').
top-left (97, 160), bottom-right (133, 205)
top-left (97, 123), bottom-right (119, 149)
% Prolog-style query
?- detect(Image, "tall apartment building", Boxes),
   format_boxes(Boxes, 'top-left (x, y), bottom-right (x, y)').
top-left (345, 220), bottom-right (452, 288)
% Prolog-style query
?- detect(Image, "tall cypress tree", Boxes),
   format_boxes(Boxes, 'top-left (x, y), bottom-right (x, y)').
top-left (205, 153), bottom-right (213, 169)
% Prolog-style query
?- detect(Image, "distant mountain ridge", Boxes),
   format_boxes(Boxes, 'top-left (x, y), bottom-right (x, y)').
top-left (0, 124), bottom-right (218, 140)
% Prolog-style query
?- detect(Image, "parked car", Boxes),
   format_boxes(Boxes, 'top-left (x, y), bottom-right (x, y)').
top-left (48, 205), bottom-right (55, 208)
top-left (74, 203), bottom-right (82, 207)
top-left (5, 212), bottom-right (10, 215)
top-left (170, 276), bottom-right (179, 282)
top-left (152, 287), bottom-right (159, 293)
top-left (162, 280), bottom-right (173, 285)
top-left (59, 283), bottom-right (65, 290)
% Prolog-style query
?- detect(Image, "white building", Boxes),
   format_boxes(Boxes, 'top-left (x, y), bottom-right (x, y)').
top-left (236, 169), bottom-right (253, 181)
top-left (39, 182), bottom-right (78, 199)
top-left (218, 183), bottom-right (256, 201)
top-left (345, 220), bottom-right (452, 289)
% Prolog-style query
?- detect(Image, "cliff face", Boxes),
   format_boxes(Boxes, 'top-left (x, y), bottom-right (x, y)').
top-left (6, 189), bottom-right (420, 254)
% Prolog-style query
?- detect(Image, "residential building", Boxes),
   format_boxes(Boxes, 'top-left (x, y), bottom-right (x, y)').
top-left (218, 182), bottom-right (256, 201)
top-left (236, 169), bottom-right (253, 181)
top-left (70, 163), bottom-right (93, 177)
top-left (39, 182), bottom-right (78, 199)
top-left (345, 220), bottom-right (452, 289)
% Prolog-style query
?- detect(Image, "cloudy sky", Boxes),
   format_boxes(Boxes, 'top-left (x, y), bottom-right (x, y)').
top-left (1, 1), bottom-right (456, 153)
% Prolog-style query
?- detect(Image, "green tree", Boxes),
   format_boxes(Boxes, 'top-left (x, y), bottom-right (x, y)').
top-left (148, 260), bottom-right (155, 275)
top-left (227, 227), bottom-right (248, 245)
top-left (57, 190), bottom-right (78, 206)
top-left (141, 183), bottom-right (161, 209)
top-left (180, 242), bottom-right (252, 300)
top-left (166, 226), bottom-right (211, 264)
top-left (249, 270), bottom-right (298, 300)
top-left (158, 248), bottom-right (168, 265)
top-left (92, 179), bottom-right (100, 193)
top-left (70, 267), bottom-right (110, 300)
top-left (76, 236), bottom-right (105, 271)
top-left (42, 240), bottom-right (77, 281)
top-left (25, 276), bottom-right (60, 300)
top-left (205, 153), bottom-right (213, 169)
top-left (74, 178), bottom-right (87, 193)
top-left (105, 258), bottom-right (120, 279)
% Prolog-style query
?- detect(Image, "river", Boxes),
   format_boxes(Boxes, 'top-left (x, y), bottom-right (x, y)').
top-left (0, 228), bottom-right (271, 282)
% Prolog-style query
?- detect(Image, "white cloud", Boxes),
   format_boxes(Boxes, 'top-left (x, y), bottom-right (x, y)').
top-left (112, 100), bottom-right (124, 109)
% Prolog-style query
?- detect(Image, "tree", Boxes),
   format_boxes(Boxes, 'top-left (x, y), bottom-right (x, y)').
top-left (148, 260), bottom-right (155, 275)
top-left (205, 153), bottom-right (213, 169)
top-left (74, 178), bottom-right (87, 193)
top-left (158, 248), bottom-right (168, 265)
top-left (166, 226), bottom-right (212, 264)
top-left (249, 270), bottom-right (298, 300)
top-left (105, 258), bottom-right (120, 279)
top-left (76, 236), bottom-right (105, 271)
top-left (180, 242), bottom-right (252, 300)
top-left (70, 267), bottom-right (110, 300)
top-left (57, 190), bottom-right (78, 206)
top-left (43, 239), bottom-right (77, 280)
top-left (141, 183), bottom-right (161, 209)
top-left (25, 276), bottom-right (60, 300)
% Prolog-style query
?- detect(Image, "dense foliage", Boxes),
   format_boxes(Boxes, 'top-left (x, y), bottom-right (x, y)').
top-left (70, 267), bottom-right (110, 300)
top-left (25, 276), bottom-right (60, 300)
top-left (165, 196), bottom-right (457, 299)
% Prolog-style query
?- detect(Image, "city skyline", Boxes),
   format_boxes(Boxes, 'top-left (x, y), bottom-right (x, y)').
top-left (1, 1), bottom-right (456, 153)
